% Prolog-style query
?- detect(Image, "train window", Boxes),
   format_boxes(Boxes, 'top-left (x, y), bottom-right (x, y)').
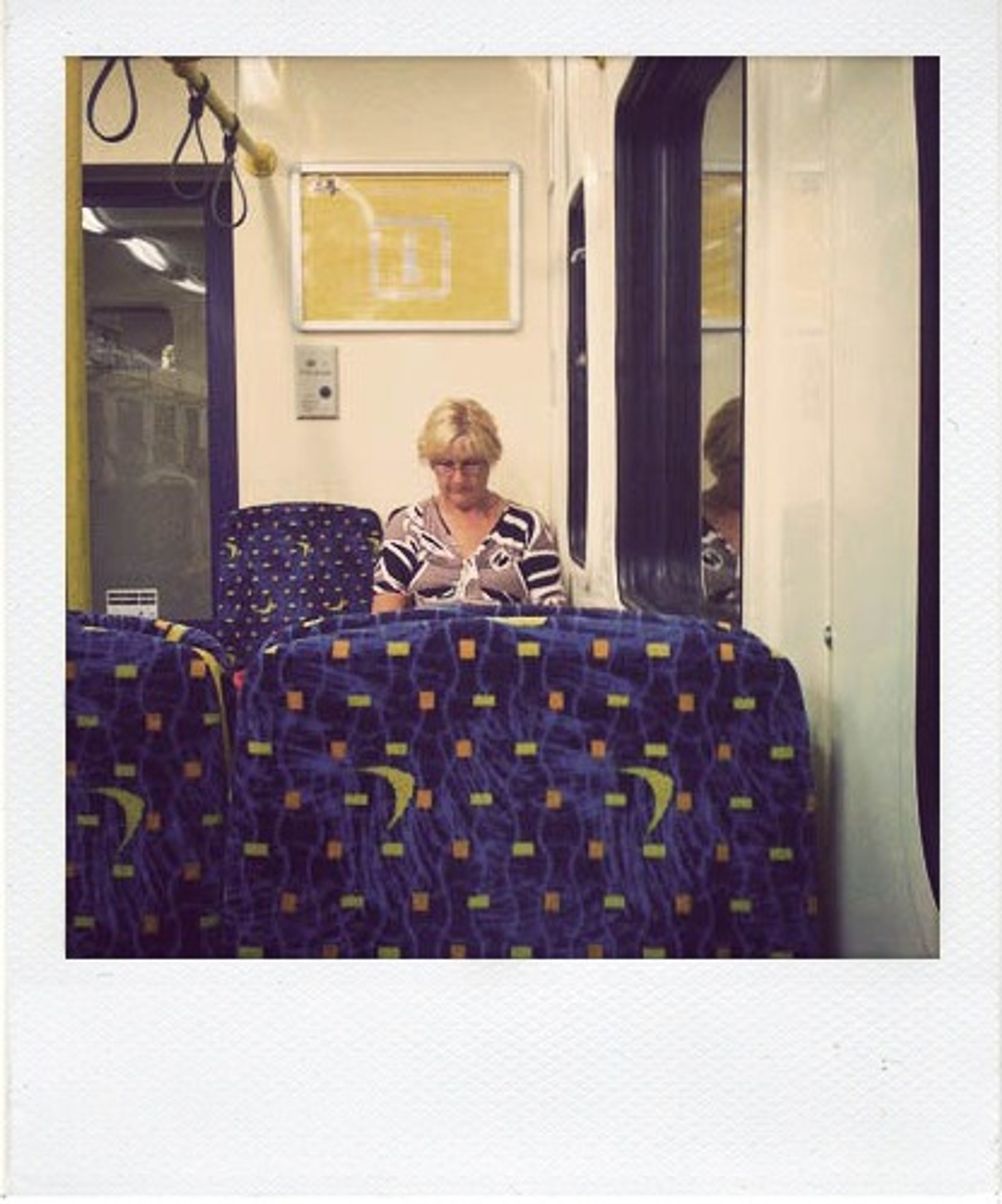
top-left (81, 167), bottom-right (237, 621)
top-left (567, 180), bottom-right (588, 566)
top-left (700, 60), bottom-right (744, 622)
top-left (614, 57), bottom-right (738, 618)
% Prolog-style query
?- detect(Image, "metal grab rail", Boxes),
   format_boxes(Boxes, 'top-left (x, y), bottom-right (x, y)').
top-left (164, 57), bottom-right (277, 177)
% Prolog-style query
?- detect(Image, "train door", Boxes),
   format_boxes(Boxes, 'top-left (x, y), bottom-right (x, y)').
top-left (78, 167), bottom-right (237, 621)
top-left (742, 57), bottom-right (939, 956)
top-left (563, 55), bottom-right (938, 955)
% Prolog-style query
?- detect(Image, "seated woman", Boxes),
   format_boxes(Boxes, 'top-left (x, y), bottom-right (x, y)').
top-left (372, 398), bottom-right (567, 611)
top-left (700, 395), bottom-right (742, 617)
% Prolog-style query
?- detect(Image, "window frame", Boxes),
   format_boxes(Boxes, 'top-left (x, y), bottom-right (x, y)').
top-left (614, 56), bottom-right (739, 617)
top-left (566, 179), bottom-right (589, 567)
top-left (81, 165), bottom-right (239, 619)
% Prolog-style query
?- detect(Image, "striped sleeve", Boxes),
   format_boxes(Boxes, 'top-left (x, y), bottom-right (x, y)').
top-left (372, 506), bottom-right (420, 596)
top-left (517, 509), bottom-right (567, 606)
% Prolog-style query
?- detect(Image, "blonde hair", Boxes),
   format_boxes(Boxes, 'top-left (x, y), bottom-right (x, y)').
top-left (417, 398), bottom-right (503, 465)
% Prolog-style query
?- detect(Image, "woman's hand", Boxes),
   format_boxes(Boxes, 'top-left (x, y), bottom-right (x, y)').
top-left (371, 593), bottom-right (408, 615)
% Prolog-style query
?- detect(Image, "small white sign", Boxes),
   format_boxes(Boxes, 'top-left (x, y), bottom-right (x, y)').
top-left (295, 344), bottom-right (339, 418)
top-left (105, 587), bottom-right (159, 618)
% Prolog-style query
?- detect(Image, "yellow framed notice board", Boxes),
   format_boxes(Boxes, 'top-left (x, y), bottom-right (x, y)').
top-left (292, 162), bottom-right (522, 330)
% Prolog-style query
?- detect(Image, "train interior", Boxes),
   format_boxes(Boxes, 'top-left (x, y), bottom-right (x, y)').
top-left (65, 54), bottom-right (940, 959)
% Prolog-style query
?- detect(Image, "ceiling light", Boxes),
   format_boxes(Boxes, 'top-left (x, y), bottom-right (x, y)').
top-left (121, 236), bottom-right (169, 272)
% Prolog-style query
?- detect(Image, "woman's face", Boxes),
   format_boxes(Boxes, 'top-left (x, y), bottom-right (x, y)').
top-left (430, 437), bottom-right (492, 511)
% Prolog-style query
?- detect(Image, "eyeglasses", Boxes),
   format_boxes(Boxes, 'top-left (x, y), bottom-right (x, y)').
top-left (431, 458), bottom-right (488, 475)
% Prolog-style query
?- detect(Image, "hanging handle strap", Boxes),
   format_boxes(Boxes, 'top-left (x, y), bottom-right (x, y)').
top-left (211, 120), bottom-right (249, 230)
top-left (169, 78), bottom-right (212, 200)
top-left (85, 57), bottom-right (139, 143)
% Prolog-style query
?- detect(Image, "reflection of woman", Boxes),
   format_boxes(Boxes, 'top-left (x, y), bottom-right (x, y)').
top-left (701, 396), bottom-right (742, 612)
top-left (372, 398), bottom-right (567, 611)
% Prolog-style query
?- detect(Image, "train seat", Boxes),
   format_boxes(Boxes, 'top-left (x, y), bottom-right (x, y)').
top-left (66, 611), bottom-right (233, 956)
top-left (213, 502), bottom-right (382, 669)
top-left (223, 605), bottom-right (821, 958)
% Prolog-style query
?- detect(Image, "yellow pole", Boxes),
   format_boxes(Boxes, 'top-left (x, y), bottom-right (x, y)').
top-left (164, 57), bottom-right (278, 177)
top-left (66, 57), bottom-right (92, 610)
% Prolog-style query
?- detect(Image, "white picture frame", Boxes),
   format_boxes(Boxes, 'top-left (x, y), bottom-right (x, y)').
top-left (291, 161), bottom-right (522, 331)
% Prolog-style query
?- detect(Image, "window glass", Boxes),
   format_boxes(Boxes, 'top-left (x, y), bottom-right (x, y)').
top-left (83, 203), bottom-right (213, 617)
top-left (614, 56), bottom-right (737, 618)
top-left (700, 59), bottom-right (745, 622)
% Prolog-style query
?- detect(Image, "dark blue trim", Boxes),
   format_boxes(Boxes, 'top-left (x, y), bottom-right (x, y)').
top-left (82, 166), bottom-right (239, 622)
top-left (567, 181), bottom-right (588, 567)
top-left (914, 58), bottom-right (939, 907)
top-left (614, 58), bottom-right (735, 618)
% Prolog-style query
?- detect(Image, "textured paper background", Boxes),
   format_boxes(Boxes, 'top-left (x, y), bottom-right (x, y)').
top-left (4, 0), bottom-right (999, 1196)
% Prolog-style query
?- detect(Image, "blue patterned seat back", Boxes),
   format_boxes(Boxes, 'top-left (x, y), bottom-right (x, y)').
top-left (224, 607), bottom-right (820, 958)
top-left (214, 502), bottom-right (382, 668)
top-left (66, 611), bottom-right (233, 956)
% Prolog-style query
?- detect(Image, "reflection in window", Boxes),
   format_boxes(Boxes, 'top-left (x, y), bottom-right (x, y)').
top-left (614, 57), bottom-right (735, 618)
top-left (83, 201), bottom-right (212, 617)
top-left (699, 60), bottom-right (745, 621)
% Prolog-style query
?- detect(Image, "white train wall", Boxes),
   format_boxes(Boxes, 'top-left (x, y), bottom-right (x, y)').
top-left (80, 54), bottom-right (938, 957)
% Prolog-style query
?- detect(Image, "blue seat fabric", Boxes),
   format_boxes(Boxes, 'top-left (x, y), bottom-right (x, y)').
top-left (66, 611), bottom-right (232, 957)
top-left (224, 606), bottom-right (821, 958)
top-left (214, 502), bottom-right (382, 668)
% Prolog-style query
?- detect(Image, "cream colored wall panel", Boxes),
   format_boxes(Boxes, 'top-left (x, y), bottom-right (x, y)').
top-left (827, 57), bottom-right (936, 957)
top-left (555, 56), bottom-right (632, 610)
top-left (232, 57), bottom-right (554, 527)
top-left (745, 56), bottom-right (936, 957)
top-left (744, 56), bottom-right (832, 735)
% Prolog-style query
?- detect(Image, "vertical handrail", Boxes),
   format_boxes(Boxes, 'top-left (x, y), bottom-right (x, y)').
top-left (66, 56), bottom-right (92, 610)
